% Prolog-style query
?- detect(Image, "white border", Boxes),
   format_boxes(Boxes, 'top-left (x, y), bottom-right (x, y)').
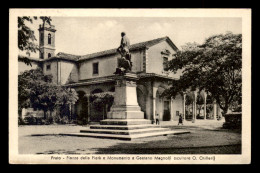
top-left (9, 8), bottom-right (251, 164)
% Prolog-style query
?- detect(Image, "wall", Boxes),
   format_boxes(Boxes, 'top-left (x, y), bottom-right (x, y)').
top-left (171, 94), bottom-right (184, 121)
top-left (43, 60), bottom-right (58, 84)
top-left (60, 61), bottom-right (78, 84)
top-left (42, 48), bottom-right (55, 59)
top-left (21, 108), bottom-right (44, 119)
top-left (131, 49), bottom-right (144, 72)
top-left (146, 41), bottom-right (182, 79)
top-left (74, 82), bottom-right (114, 95)
top-left (79, 50), bottom-right (144, 80)
top-left (156, 96), bottom-right (163, 120)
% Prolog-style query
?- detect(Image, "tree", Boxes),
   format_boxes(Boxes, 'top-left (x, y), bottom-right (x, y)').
top-left (18, 68), bottom-right (78, 119)
top-left (18, 67), bottom-right (52, 116)
top-left (88, 92), bottom-right (114, 120)
top-left (18, 16), bottom-right (52, 66)
top-left (56, 87), bottom-right (79, 120)
top-left (165, 32), bottom-right (242, 114)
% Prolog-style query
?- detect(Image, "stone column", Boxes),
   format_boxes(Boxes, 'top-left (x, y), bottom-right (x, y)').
top-left (170, 97), bottom-right (174, 121)
top-left (192, 101), bottom-right (195, 123)
top-left (145, 81), bottom-right (153, 121)
top-left (183, 93), bottom-right (186, 120)
top-left (203, 92), bottom-right (207, 120)
top-left (152, 87), bottom-right (158, 123)
top-left (192, 91), bottom-right (197, 123)
top-left (217, 104), bottom-right (222, 119)
top-left (87, 96), bottom-right (90, 122)
top-left (213, 99), bottom-right (217, 120)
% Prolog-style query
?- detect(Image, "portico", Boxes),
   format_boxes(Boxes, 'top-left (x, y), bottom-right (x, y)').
top-left (137, 73), bottom-right (184, 123)
top-left (182, 90), bottom-right (222, 123)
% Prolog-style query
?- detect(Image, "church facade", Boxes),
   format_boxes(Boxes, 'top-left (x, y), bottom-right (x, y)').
top-left (19, 24), bottom-right (222, 122)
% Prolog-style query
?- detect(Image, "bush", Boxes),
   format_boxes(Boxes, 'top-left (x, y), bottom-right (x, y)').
top-left (223, 112), bottom-right (241, 129)
top-left (53, 115), bottom-right (61, 124)
top-left (77, 117), bottom-right (88, 125)
top-left (38, 118), bottom-right (45, 125)
top-left (18, 117), bottom-right (26, 125)
top-left (23, 116), bottom-right (47, 125)
top-left (45, 116), bottom-right (54, 125)
top-left (24, 116), bottom-right (37, 125)
top-left (60, 116), bottom-right (70, 124)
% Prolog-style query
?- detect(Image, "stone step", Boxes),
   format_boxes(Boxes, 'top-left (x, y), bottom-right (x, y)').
top-left (59, 130), bottom-right (190, 140)
top-left (80, 127), bottom-right (169, 135)
top-left (100, 119), bottom-right (152, 125)
top-left (90, 124), bottom-right (159, 130)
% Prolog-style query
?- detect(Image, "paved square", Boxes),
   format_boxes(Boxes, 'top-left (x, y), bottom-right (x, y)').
top-left (18, 120), bottom-right (241, 154)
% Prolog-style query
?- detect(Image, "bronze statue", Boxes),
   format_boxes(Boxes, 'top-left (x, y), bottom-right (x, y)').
top-left (114, 32), bottom-right (132, 74)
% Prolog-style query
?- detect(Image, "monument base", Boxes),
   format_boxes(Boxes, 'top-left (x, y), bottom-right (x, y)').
top-left (60, 73), bottom-right (190, 140)
top-left (107, 105), bottom-right (144, 119)
top-left (60, 121), bottom-right (190, 140)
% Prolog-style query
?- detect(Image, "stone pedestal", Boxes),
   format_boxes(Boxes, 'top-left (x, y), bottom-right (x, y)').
top-left (107, 73), bottom-right (144, 119)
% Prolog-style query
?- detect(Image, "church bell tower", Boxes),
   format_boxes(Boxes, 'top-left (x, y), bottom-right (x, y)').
top-left (38, 23), bottom-right (56, 59)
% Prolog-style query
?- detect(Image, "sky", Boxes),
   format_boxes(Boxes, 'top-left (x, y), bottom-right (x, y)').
top-left (23, 17), bottom-right (242, 58)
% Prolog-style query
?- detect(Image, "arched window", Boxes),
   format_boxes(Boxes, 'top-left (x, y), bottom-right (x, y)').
top-left (48, 34), bottom-right (51, 44)
top-left (48, 53), bottom-right (51, 58)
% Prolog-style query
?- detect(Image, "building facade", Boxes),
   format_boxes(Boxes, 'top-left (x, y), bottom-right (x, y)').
top-left (19, 24), bottom-right (222, 122)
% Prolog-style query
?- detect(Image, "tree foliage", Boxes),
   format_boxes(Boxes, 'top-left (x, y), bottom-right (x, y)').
top-left (18, 68), bottom-right (78, 117)
top-left (88, 92), bottom-right (114, 105)
top-left (165, 32), bottom-right (242, 114)
top-left (18, 16), bottom-right (52, 66)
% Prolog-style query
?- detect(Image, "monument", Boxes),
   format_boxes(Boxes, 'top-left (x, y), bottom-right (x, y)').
top-left (61, 33), bottom-right (190, 140)
top-left (107, 32), bottom-right (145, 121)
top-left (114, 32), bottom-right (133, 74)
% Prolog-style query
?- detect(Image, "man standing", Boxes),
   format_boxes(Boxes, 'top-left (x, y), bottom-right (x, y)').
top-left (178, 113), bottom-right (184, 125)
top-left (155, 114), bottom-right (160, 125)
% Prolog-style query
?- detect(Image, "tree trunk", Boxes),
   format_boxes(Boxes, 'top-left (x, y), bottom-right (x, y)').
top-left (222, 106), bottom-right (228, 115)
top-left (18, 109), bottom-right (22, 118)
top-left (69, 104), bottom-right (72, 121)
top-left (44, 110), bottom-right (47, 119)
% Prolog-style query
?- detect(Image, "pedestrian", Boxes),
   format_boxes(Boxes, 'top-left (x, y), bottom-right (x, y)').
top-left (178, 113), bottom-right (183, 125)
top-left (155, 114), bottom-right (160, 125)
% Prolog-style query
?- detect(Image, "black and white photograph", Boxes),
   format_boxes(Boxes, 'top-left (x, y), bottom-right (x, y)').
top-left (9, 9), bottom-right (251, 164)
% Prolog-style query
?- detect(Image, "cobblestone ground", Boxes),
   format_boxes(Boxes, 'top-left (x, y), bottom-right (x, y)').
top-left (18, 120), bottom-right (241, 154)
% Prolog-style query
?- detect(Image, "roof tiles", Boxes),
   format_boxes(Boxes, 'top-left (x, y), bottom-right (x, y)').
top-left (37, 36), bottom-right (178, 62)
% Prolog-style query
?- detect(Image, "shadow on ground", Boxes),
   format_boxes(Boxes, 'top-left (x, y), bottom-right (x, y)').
top-left (34, 128), bottom-right (241, 155)
top-left (18, 124), bottom-right (241, 155)
top-left (93, 128), bottom-right (241, 154)
top-left (36, 149), bottom-right (93, 155)
top-left (94, 144), bottom-right (241, 154)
